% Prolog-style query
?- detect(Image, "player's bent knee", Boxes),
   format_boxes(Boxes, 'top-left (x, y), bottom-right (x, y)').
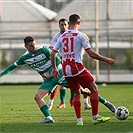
top-left (34, 94), bottom-right (41, 101)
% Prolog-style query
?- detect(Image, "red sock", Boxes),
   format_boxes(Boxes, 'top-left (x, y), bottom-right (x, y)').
top-left (90, 91), bottom-right (99, 116)
top-left (50, 86), bottom-right (58, 100)
top-left (73, 95), bottom-right (82, 119)
top-left (83, 94), bottom-right (88, 99)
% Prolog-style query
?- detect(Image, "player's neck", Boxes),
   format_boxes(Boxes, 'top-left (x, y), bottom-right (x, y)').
top-left (69, 25), bottom-right (78, 30)
top-left (29, 51), bottom-right (36, 55)
top-left (28, 47), bottom-right (37, 55)
top-left (60, 31), bottom-right (64, 34)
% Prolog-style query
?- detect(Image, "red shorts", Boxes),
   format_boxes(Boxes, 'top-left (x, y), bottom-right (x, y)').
top-left (65, 69), bottom-right (94, 91)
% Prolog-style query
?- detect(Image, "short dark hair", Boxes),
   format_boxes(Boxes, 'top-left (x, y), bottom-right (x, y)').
top-left (24, 36), bottom-right (34, 44)
top-left (59, 18), bottom-right (68, 24)
top-left (69, 14), bottom-right (80, 24)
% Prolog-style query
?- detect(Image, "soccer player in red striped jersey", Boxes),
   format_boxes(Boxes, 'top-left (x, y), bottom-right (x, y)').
top-left (50, 14), bottom-right (115, 125)
top-left (48, 18), bottom-right (91, 110)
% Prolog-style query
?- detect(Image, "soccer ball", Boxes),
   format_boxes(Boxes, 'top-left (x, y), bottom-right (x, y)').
top-left (115, 106), bottom-right (129, 120)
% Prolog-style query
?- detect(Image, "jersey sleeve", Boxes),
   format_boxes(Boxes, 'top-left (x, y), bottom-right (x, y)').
top-left (53, 36), bottom-right (61, 52)
top-left (0, 64), bottom-right (17, 77)
top-left (50, 35), bottom-right (57, 48)
top-left (50, 32), bottom-right (61, 49)
top-left (42, 46), bottom-right (52, 57)
top-left (15, 56), bottom-right (26, 66)
top-left (0, 55), bottom-right (26, 78)
top-left (80, 33), bottom-right (91, 50)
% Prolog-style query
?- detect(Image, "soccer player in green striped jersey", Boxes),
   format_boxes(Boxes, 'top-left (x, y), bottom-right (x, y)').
top-left (0, 36), bottom-right (68, 124)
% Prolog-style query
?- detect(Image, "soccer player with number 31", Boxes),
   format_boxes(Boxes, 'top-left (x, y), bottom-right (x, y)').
top-left (50, 14), bottom-right (116, 125)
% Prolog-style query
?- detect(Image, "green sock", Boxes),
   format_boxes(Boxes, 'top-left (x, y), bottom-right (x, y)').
top-left (60, 89), bottom-right (66, 103)
top-left (70, 90), bottom-right (74, 101)
top-left (40, 105), bottom-right (51, 117)
top-left (98, 95), bottom-right (106, 104)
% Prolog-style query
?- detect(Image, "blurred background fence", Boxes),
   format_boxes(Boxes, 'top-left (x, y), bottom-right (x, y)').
top-left (0, 0), bottom-right (133, 83)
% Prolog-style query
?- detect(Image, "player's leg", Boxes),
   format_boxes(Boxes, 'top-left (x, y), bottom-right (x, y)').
top-left (70, 90), bottom-right (74, 106)
top-left (70, 89), bottom-right (91, 108)
top-left (87, 82), bottom-right (110, 124)
top-left (48, 86), bottom-right (58, 110)
top-left (88, 82), bottom-right (99, 118)
top-left (34, 89), bottom-right (55, 124)
top-left (57, 86), bottom-right (66, 108)
top-left (83, 94), bottom-right (92, 109)
top-left (98, 95), bottom-right (116, 113)
top-left (34, 78), bottom-right (58, 124)
top-left (56, 69), bottom-right (67, 108)
top-left (80, 87), bottom-right (116, 113)
top-left (65, 77), bottom-right (83, 126)
top-left (78, 70), bottom-right (110, 124)
top-left (73, 92), bottom-right (83, 126)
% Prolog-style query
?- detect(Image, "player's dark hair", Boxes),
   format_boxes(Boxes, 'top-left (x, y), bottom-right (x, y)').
top-left (24, 36), bottom-right (34, 44)
top-left (69, 14), bottom-right (80, 24)
top-left (59, 18), bottom-right (68, 24)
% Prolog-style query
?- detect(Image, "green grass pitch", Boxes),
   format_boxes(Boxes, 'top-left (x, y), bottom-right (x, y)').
top-left (0, 83), bottom-right (133, 133)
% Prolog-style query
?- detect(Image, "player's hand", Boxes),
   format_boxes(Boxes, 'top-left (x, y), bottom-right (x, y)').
top-left (106, 58), bottom-right (115, 65)
top-left (80, 87), bottom-right (91, 96)
top-left (52, 69), bottom-right (60, 78)
top-left (42, 72), bottom-right (50, 78)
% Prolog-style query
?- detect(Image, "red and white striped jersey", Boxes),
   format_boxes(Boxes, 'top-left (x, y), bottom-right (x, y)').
top-left (53, 29), bottom-right (91, 77)
top-left (50, 31), bottom-right (63, 57)
top-left (50, 32), bottom-right (61, 49)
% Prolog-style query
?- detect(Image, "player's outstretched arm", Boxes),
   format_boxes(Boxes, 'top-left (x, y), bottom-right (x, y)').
top-left (86, 49), bottom-right (115, 65)
top-left (0, 64), bottom-right (17, 78)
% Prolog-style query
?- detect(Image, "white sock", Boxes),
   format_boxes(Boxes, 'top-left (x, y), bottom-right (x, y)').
top-left (92, 114), bottom-right (99, 120)
top-left (47, 116), bottom-right (53, 120)
top-left (49, 99), bottom-right (54, 105)
top-left (77, 118), bottom-right (83, 122)
top-left (104, 99), bottom-right (107, 104)
top-left (84, 98), bottom-right (88, 104)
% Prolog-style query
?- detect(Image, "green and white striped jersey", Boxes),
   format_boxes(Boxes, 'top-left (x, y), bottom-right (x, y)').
top-left (14, 46), bottom-right (61, 76)
top-left (0, 46), bottom-right (61, 78)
